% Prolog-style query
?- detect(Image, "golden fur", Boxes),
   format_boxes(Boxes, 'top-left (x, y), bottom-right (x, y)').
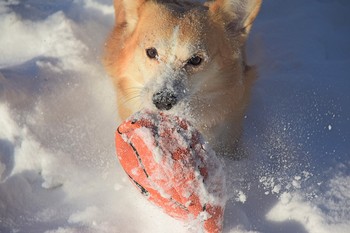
top-left (104, 0), bottom-right (262, 156)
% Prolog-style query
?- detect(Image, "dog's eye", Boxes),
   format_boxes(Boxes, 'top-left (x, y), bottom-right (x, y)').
top-left (187, 56), bottom-right (202, 66)
top-left (146, 48), bottom-right (158, 59)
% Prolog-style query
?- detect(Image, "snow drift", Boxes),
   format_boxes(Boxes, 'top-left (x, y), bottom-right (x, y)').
top-left (0, 0), bottom-right (349, 233)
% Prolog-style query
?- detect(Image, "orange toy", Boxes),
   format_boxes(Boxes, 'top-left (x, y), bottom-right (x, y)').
top-left (115, 111), bottom-right (226, 233)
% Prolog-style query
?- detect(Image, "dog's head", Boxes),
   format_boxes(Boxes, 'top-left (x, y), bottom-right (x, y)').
top-left (105, 0), bottom-right (261, 122)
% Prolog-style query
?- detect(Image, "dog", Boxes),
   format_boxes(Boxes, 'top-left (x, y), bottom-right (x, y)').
top-left (104, 0), bottom-right (261, 157)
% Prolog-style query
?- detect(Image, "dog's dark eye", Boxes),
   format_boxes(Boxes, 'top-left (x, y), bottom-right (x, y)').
top-left (187, 56), bottom-right (202, 66)
top-left (146, 48), bottom-right (158, 59)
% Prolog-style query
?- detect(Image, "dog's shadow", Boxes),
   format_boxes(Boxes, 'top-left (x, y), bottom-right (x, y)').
top-left (0, 139), bottom-right (15, 181)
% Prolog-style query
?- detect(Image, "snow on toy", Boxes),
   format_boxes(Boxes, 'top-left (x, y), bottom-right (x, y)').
top-left (115, 110), bottom-right (226, 233)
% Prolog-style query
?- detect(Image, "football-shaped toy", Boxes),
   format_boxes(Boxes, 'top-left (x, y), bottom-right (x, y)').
top-left (115, 110), bottom-right (226, 233)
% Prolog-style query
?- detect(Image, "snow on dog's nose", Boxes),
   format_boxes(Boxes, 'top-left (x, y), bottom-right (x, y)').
top-left (152, 89), bottom-right (178, 110)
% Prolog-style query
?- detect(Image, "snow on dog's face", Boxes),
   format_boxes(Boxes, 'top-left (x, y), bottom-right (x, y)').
top-left (105, 0), bottom-right (261, 155)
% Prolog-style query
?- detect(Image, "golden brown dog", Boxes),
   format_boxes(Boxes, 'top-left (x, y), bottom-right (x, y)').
top-left (104, 0), bottom-right (261, 156)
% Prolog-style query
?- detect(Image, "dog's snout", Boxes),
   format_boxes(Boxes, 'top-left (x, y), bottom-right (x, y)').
top-left (152, 90), bottom-right (177, 110)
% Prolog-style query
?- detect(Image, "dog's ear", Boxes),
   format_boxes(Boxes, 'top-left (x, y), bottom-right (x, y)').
top-left (206, 0), bottom-right (262, 37)
top-left (114, 0), bottom-right (148, 35)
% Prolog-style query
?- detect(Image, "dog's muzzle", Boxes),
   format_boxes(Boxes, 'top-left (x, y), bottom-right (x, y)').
top-left (152, 89), bottom-right (177, 110)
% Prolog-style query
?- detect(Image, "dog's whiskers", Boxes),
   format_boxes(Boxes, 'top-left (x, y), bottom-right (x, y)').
top-left (122, 94), bottom-right (141, 104)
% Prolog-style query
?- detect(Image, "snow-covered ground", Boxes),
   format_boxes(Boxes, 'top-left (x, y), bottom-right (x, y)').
top-left (0, 0), bottom-right (349, 232)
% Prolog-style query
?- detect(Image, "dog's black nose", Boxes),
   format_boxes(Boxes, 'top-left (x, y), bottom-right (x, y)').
top-left (152, 89), bottom-right (177, 110)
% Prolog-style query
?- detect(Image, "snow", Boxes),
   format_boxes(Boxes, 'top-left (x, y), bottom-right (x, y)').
top-left (0, 0), bottom-right (349, 233)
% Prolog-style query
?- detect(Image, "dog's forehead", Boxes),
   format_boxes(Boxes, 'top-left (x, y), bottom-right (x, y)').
top-left (156, 0), bottom-right (209, 15)
top-left (139, 3), bottom-right (210, 53)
